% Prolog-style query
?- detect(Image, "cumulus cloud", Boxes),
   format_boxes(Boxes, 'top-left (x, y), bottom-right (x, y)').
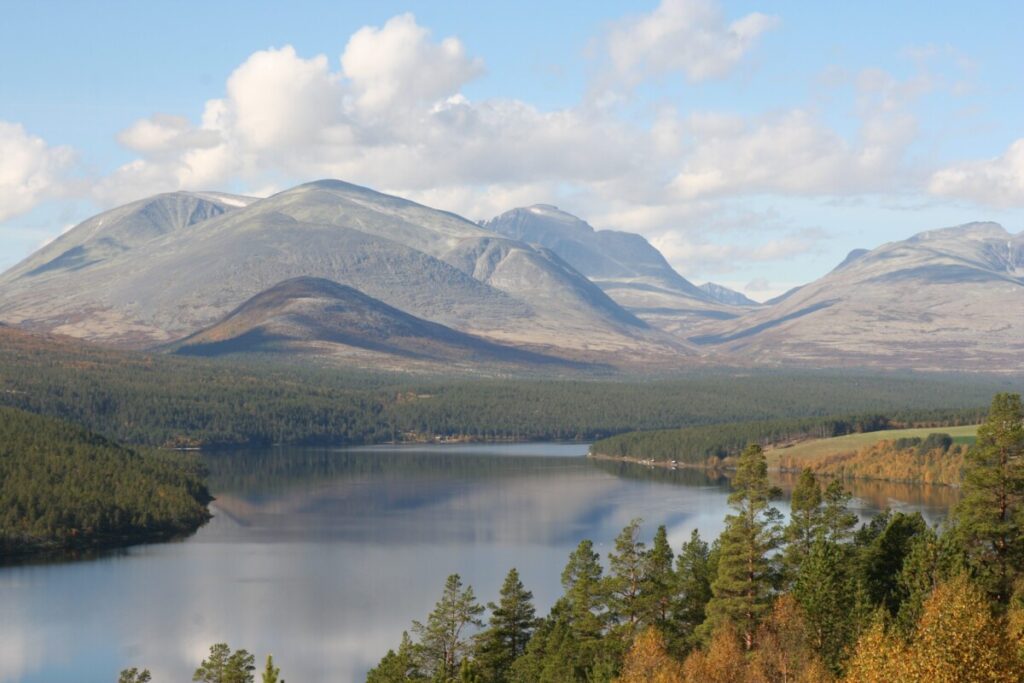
top-left (605, 0), bottom-right (779, 84)
top-left (0, 121), bottom-right (74, 221)
top-left (669, 108), bottom-right (916, 199)
top-left (99, 14), bottom-right (651, 207)
top-left (341, 13), bottom-right (484, 112)
top-left (929, 139), bottom-right (1024, 207)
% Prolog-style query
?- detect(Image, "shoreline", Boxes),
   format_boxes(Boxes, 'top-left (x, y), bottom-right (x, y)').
top-left (587, 451), bottom-right (961, 488)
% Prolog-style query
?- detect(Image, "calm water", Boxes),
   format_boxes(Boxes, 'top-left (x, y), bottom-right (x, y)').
top-left (0, 444), bottom-right (958, 683)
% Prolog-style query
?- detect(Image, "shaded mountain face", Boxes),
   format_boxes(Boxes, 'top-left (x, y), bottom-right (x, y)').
top-left (171, 276), bottom-right (579, 368)
top-left (483, 205), bottom-right (750, 336)
top-left (0, 180), bottom-right (664, 358)
top-left (698, 282), bottom-right (760, 307)
top-left (691, 222), bottom-right (1024, 372)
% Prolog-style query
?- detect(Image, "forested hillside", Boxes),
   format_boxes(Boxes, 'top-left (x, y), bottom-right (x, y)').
top-left (0, 406), bottom-right (211, 557)
top-left (589, 410), bottom-right (988, 465)
top-left (0, 327), bottom-right (1013, 448)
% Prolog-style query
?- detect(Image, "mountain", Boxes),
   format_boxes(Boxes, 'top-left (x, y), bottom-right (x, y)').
top-left (3, 191), bottom-right (255, 281)
top-left (0, 180), bottom-right (672, 360)
top-left (698, 282), bottom-right (760, 307)
top-left (691, 222), bottom-right (1024, 371)
top-left (170, 276), bottom-right (578, 369)
top-left (483, 204), bottom-right (751, 334)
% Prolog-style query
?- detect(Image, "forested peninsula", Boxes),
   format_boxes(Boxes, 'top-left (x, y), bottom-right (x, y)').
top-left (0, 406), bottom-right (211, 558)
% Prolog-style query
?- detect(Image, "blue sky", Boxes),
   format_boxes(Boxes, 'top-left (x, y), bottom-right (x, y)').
top-left (2, 0), bottom-right (1022, 299)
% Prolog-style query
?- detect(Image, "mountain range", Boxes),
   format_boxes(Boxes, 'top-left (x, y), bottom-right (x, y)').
top-left (0, 179), bottom-right (1020, 373)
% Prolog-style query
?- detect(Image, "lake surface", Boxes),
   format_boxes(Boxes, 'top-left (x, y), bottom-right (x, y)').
top-left (0, 443), bottom-right (958, 683)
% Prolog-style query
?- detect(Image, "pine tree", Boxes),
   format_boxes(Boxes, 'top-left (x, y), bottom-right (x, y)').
top-left (953, 392), bottom-right (1024, 604)
top-left (560, 539), bottom-right (606, 643)
top-left (192, 644), bottom-right (256, 683)
top-left (367, 632), bottom-right (424, 682)
top-left (783, 468), bottom-right (823, 584)
top-left (856, 511), bottom-right (927, 615)
top-left (821, 479), bottom-right (858, 544)
top-left (412, 574), bottom-right (485, 681)
top-left (606, 519), bottom-right (648, 640)
top-left (704, 444), bottom-right (784, 649)
top-left (475, 568), bottom-right (538, 683)
top-left (671, 530), bottom-right (713, 649)
top-left (118, 669), bottom-right (152, 683)
top-left (642, 525), bottom-right (676, 629)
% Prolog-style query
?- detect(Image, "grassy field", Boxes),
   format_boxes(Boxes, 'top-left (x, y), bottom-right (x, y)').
top-left (764, 424), bottom-right (979, 468)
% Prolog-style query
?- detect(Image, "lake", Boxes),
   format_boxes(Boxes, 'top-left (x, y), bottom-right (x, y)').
top-left (0, 443), bottom-right (958, 683)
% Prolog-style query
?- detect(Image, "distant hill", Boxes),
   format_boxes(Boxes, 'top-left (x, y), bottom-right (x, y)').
top-left (171, 276), bottom-right (582, 369)
top-left (691, 222), bottom-right (1024, 371)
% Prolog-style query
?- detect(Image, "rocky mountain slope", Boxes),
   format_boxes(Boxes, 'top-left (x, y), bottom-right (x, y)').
top-left (691, 222), bottom-right (1024, 371)
top-left (170, 276), bottom-right (577, 369)
top-left (698, 282), bottom-right (760, 307)
top-left (484, 204), bottom-right (756, 335)
top-left (0, 181), bottom-right (677, 359)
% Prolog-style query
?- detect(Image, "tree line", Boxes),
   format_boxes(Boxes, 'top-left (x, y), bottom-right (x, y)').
top-left (362, 392), bottom-right (1024, 682)
top-left (0, 326), bottom-right (1009, 448)
top-left (590, 411), bottom-right (986, 465)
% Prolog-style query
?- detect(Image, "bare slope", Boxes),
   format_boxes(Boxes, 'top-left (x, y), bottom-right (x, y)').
top-left (692, 222), bottom-right (1024, 371)
top-left (484, 205), bottom-right (756, 334)
top-left (0, 181), bottom-right (664, 357)
top-left (171, 276), bottom-right (579, 368)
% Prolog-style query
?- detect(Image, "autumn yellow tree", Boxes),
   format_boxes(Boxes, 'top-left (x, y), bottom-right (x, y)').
top-left (682, 623), bottom-right (748, 683)
top-left (616, 627), bottom-right (683, 683)
top-left (901, 574), bottom-right (1021, 682)
top-left (845, 575), bottom-right (1023, 683)
top-left (748, 595), bottom-right (832, 683)
top-left (842, 614), bottom-right (904, 683)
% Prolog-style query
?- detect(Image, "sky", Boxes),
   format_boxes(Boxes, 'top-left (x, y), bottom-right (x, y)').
top-left (1, 0), bottom-right (1023, 300)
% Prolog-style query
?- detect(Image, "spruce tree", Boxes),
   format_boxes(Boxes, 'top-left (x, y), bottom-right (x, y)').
top-left (260, 655), bottom-right (280, 683)
top-left (953, 392), bottom-right (1024, 604)
top-left (783, 468), bottom-right (823, 583)
top-left (704, 444), bottom-right (783, 650)
top-left (412, 574), bottom-right (485, 681)
top-left (794, 535), bottom-right (857, 672)
top-left (475, 568), bottom-right (538, 682)
top-left (671, 529), bottom-right (713, 648)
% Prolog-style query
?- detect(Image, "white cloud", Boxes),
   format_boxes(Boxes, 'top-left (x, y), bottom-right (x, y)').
top-left (0, 121), bottom-right (73, 222)
top-left (341, 13), bottom-right (483, 113)
top-left (929, 139), bottom-right (1024, 207)
top-left (670, 108), bottom-right (914, 199)
top-left (605, 0), bottom-right (779, 84)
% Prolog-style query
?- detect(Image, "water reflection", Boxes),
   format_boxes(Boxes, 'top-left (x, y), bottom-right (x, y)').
top-left (0, 445), bottom-right (958, 683)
